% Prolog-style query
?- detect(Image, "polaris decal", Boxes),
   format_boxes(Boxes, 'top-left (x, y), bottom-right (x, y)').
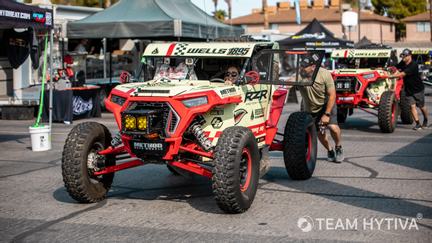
top-left (245, 90), bottom-right (268, 101)
top-left (234, 109), bottom-right (248, 125)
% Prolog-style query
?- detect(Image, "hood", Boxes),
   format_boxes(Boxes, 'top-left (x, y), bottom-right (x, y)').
top-left (332, 69), bottom-right (389, 76)
top-left (113, 80), bottom-right (241, 98)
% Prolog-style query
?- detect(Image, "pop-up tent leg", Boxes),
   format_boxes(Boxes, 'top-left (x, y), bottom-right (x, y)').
top-left (49, 28), bottom-right (54, 130)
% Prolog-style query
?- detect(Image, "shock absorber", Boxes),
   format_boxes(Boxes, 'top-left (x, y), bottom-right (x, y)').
top-left (188, 116), bottom-right (213, 151)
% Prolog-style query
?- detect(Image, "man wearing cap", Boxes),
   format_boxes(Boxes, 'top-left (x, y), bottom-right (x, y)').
top-left (299, 56), bottom-right (344, 163)
top-left (392, 48), bottom-right (428, 130)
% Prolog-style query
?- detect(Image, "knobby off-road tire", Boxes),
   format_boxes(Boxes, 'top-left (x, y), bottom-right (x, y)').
top-left (212, 126), bottom-right (260, 214)
top-left (283, 112), bottom-right (317, 180)
top-left (62, 122), bottom-right (115, 203)
top-left (378, 91), bottom-right (398, 133)
top-left (337, 107), bottom-right (348, 124)
top-left (399, 90), bottom-right (413, 124)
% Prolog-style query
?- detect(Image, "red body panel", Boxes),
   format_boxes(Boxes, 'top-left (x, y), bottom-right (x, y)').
top-left (331, 71), bottom-right (404, 108)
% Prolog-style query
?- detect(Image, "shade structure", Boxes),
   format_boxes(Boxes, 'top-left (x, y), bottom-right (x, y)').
top-left (0, 0), bottom-right (53, 30)
top-left (67, 0), bottom-right (243, 39)
top-left (278, 18), bottom-right (353, 50)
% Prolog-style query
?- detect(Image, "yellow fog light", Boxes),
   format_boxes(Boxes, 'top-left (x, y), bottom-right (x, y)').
top-left (124, 115), bottom-right (136, 130)
top-left (137, 116), bottom-right (147, 130)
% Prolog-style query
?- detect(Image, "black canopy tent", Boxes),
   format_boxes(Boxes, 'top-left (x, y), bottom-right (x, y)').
top-left (278, 18), bottom-right (354, 51)
top-left (0, 0), bottom-right (53, 29)
top-left (67, 0), bottom-right (243, 39)
top-left (0, 0), bottom-right (54, 129)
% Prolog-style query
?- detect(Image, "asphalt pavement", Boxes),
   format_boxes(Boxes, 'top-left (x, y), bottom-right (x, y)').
top-left (0, 89), bottom-right (431, 242)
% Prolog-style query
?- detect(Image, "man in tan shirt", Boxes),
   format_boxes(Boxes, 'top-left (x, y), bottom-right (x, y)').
top-left (299, 57), bottom-right (344, 163)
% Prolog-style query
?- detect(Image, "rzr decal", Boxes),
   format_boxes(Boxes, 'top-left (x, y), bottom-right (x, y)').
top-left (234, 109), bottom-right (248, 125)
top-left (211, 117), bottom-right (223, 129)
top-left (245, 90), bottom-right (268, 101)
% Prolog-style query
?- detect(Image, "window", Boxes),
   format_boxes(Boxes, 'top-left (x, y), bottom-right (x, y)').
top-left (270, 24), bottom-right (279, 30)
top-left (416, 22), bottom-right (430, 32)
top-left (390, 24), bottom-right (393, 32)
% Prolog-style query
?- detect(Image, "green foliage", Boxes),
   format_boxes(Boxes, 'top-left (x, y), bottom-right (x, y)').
top-left (372, 0), bottom-right (427, 20)
top-left (213, 9), bottom-right (227, 22)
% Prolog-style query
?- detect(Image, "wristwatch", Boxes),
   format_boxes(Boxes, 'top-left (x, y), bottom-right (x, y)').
top-left (324, 112), bottom-right (331, 117)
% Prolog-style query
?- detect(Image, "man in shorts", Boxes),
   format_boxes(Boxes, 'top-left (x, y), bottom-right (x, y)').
top-left (392, 49), bottom-right (428, 130)
top-left (299, 57), bottom-right (344, 163)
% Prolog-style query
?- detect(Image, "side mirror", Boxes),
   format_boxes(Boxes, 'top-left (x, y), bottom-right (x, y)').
top-left (120, 71), bottom-right (131, 84)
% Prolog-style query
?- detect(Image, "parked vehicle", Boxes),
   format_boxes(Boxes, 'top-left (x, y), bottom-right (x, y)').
top-left (61, 41), bottom-right (324, 213)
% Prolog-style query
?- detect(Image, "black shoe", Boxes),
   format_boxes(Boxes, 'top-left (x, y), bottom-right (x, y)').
top-left (335, 146), bottom-right (344, 163)
top-left (422, 119), bottom-right (428, 129)
top-left (327, 150), bottom-right (336, 162)
top-left (413, 123), bottom-right (422, 130)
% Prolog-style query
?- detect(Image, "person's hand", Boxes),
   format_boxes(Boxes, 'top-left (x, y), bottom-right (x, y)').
top-left (320, 115), bottom-right (330, 125)
top-left (224, 80), bottom-right (233, 85)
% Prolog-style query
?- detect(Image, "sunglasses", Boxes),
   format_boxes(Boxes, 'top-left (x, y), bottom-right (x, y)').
top-left (225, 72), bottom-right (238, 78)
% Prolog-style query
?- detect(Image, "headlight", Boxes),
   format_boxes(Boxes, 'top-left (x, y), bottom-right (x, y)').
top-left (182, 96), bottom-right (208, 108)
top-left (362, 73), bottom-right (375, 80)
top-left (110, 95), bottom-right (126, 106)
top-left (124, 115), bottom-right (136, 130)
top-left (137, 116), bottom-right (147, 130)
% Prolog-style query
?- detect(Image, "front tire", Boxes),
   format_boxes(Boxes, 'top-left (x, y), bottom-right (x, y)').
top-left (378, 91), bottom-right (398, 133)
top-left (62, 122), bottom-right (115, 203)
top-left (399, 90), bottom-right (413, 124)
top-left (212, 127), bottom-right (260, 213)
top-left (337, 107), bottom-right (348, 124)
top-left (283, 112), bottom-right (317, 180)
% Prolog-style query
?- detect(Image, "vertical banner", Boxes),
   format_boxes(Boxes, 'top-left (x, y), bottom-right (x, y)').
top-left (294, 0), bottom-right (301, 25)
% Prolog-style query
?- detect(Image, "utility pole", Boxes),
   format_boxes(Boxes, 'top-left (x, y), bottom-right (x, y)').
top-left (262, 0), bottom-right (269, 29)
top-left (340, 0), bottom-right (346, 39)
top-left (358, 0), bottom-right (361, 42)
top-left (430, 0), bottom-right (432, 42)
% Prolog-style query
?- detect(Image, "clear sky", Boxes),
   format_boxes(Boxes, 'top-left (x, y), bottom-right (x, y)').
top-left (191, 0), bottom-right (281, 18)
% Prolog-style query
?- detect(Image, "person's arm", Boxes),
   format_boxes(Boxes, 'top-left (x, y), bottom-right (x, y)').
top-left (321, 72), bottom-right (336, 124)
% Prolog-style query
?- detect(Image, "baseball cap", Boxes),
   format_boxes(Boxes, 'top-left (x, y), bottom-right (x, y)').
top-left (300, 53), bottom-right (320, 67)
top-left (400, 48), bottom-right (412, 57)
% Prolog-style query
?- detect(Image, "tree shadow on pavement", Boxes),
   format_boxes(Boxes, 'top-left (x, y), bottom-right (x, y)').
top-left (379, 133), bottom-right (432, 172)
top-left (261, 167), bottom-right (432, 220)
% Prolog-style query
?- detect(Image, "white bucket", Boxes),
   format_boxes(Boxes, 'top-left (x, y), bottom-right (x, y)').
top-left (29, 125), bottom-right (52, 152)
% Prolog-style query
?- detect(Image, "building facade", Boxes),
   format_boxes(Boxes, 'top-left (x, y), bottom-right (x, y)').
top-left (227, 0), bottom-right (396, 43)
top-left (402, 12), bottom-right (431, 43)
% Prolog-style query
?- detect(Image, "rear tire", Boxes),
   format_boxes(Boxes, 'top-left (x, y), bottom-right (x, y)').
top-left (62, 122), bottom-right (115, 203)
top-left (378, 91), bottom-right (398, 133)
top-left (337, 107), bottom-right (348, 124)
top-left (212, 126), bottom-right (260, 213)
top-left (399, 90), bottom-right (413, 124)
top-left (283, 112), bottom-right (317, 180)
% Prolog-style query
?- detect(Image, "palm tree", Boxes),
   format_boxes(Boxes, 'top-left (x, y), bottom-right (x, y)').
top-left (213, 0), bottom-right (218, 12)
top-left (225, 0), bottom-right (232, 19)
top-left (214, 9), bottom-right (227, 22)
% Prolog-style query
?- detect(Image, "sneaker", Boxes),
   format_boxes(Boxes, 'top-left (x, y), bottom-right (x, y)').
top-left (327, 150), bottom-right (336, 162)
top-left (413, 123), bottom-right (422, 130)
top-left (335, 146), bottom-right (344, 163)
